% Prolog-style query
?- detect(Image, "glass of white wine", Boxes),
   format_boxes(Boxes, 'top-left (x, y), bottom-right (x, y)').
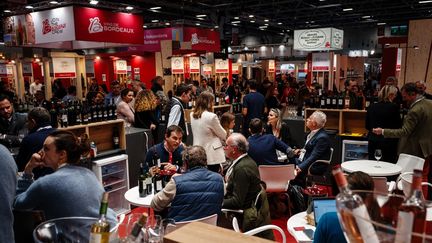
top-left (374, 149), bottom-right (382, 168)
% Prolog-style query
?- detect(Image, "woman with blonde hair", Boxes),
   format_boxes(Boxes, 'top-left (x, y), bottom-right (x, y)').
top-left (366, 85), bottom-right (401, 163)
top-left (135, 89), bottom-right (158, 139)
top-left (190, 91), bottom-right (227, 172)
top-left (265, 108), bottom-right (292, 146)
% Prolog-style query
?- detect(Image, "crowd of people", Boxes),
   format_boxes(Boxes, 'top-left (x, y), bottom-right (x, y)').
top-left (0, 74), bottom-right (432, 242)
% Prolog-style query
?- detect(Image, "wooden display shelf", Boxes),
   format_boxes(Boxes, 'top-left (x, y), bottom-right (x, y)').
top-left (59, 119), bottom-right (126, 153)
top-left (304, 108), bottom-right (367, 135)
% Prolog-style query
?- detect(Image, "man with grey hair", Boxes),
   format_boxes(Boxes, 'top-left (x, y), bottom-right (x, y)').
top-left (223, 133), bottom-right (274, 240)
top-left (290, 110), bottom-right (332, 187)
top-left (151, 145), bottom-right (224, 222)
top-left (16, 107), bottom-right (56, 179)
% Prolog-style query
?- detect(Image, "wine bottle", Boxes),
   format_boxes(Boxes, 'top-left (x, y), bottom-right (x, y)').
top-left (60, 103), bottom-right (68, 128)
top-left (394, 169), bottom-right (426, 243)
top-left (127, 213), bottom-right (148, 242)
top-left (344, 92), bottom-right (351, 109)
top-left (152, 151), bottom-right (162, 193)
top-left (49, 101), bottom-right (58, 128)
top-left (112, 127), bottom-right (120, 149)
top-left (333, 168), bottom-right (379, 243)
top-left (138, 163), bottom-right (147, 197)
top-left (89, 192), bottom-right (111, 243)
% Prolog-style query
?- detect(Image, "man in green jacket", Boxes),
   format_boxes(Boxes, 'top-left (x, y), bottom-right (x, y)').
top-left (223, 133), bottom-right (274, 240)
top-left (373, 82), bottom-right (432, 197)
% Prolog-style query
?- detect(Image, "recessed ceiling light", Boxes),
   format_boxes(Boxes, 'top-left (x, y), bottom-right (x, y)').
top-left (165, 22), bottom-right (170, 26)
top-left (25, 5), bottom-right (34, 9)
top-left (126, 6), bottom-right (133, 10)
top-left (264, 23), bottom-right (269, 26)
top-left (419, 0), bottom-right (432, 3)
top-left (150, 6), bottom-right (161, 10)
top-left (89, 0), bottom-right (98, 5)
top-left (362, 15), bottom-right (371, 18)
top-left (196, 23), bottom-right (200, 26)
top-left (143, 25), bottom-right (147, 28)
top-left (343, 8), bottom-right (353, 11)
top-left (249, 15), bottom-right (254, 18)
top-left (264, 19), bottom-right (269, 22)
top-left (414, 45), bottom-right (419, 49)
top-left (196, 14), bottom-right (206, 17)
top-left (278, 22), bottom-right (283, 25)
top-left (250, 20), bottom-right (255, 23)
top-left (377, 22), bottom-right (386, 25)
top-left (234, 16), bottom-right (239, 19)
top-left (49, 1), bottom-right (59, 4)
top-left (259, 25), bottom-right (267, 28)
top-left (214, 25), bottom-right (219, 28)
top-left (151, 20), bottom-right (159, 23)
top-left (231, 20), bottom-right (241, 24)
top-left (196, 17), bottom-right (204, 20)
top-left (4, 9), bottom-right (11, 13)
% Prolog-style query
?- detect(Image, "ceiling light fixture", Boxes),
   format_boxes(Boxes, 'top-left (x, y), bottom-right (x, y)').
top-left (4, 10), bottom-right (11, 13)
top-left (264, 23), bottom-right (269, 26)
top-left (343, 8), bottom-right (353, 11)
top-left (151, 19), bottom-right (159, 23)
top-left (250, 20), bottom-right (255, 23)
top-left (278, 22), bottom-right (283, 25)
top-left (362, 15), bottom-right (371, 18)
top-left (264, 19), bottom-right (269, 22)
top-left (165, 22), bottom-right (170, 26)
top-left (126, 6), bottom-right (133, 10)
top-left (234, 16), bottom-right (239, 19)
top-left (419, 0), bottom-right (432, 3)
top-left (143, 25), bottom-right (147, 28)
top-left (214, 25), bottom-right (219, 28)
top-left (414, 45), bottom-right (420, 49)
top-left (25, 5), bottom-right (34, 9)
top-left (49, 1), bottom-right (59, 4)
top-left (196, 14), bottom-right (206, 17)
top-left (231, 20), bottom-right (241, 24)
top-left (150, 6), bottom-right (161, 10)
top-left (377, 22), bottom-right (386, 25)
top-left (249, 15), bottom-right (254, 18)
top-left (195, 23), bottom-right (200, 26)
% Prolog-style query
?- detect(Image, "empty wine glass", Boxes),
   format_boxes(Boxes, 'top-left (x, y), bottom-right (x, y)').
top-left (374, 149), bottom-right (382, 168)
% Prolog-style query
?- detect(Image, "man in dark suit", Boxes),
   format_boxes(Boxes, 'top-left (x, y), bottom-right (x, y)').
top-left (16, 107), bottom-right (56, 179)
top-left (416, 80), bottom-right (432, 100)
top-left (223, 133), bottom-right (274, 240)
top-left (247, 118), bottom-right (293, 166)
top-left (290, 110), bottom-right (332, 187)
top-left (0, 94), bottom-right (27, 147)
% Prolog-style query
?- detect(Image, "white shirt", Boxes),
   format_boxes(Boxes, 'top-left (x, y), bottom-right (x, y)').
top-left (225, 153), bottom-right (248, 182)
top-left (30, 82), bottom-right (42, 95)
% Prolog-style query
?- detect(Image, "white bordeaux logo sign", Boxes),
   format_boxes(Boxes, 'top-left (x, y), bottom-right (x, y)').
top-left (88, 17), bottom-right (134, 34)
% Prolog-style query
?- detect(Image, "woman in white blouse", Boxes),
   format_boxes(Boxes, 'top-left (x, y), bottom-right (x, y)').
top-left (190, 91), bottom-right (227, 173)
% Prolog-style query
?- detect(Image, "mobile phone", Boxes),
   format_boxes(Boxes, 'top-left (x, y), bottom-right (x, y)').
top-left (303, 229), bottom-right (315, 240)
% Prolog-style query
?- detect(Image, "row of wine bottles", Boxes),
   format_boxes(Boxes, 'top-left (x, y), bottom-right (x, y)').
top-left (90, 192), bottom-right (148, 243)
top-left (334, 168), bottom-right (428, 243)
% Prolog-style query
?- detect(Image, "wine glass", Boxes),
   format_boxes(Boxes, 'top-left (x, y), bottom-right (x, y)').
top-left (374, 149), bottom-right (382, 168)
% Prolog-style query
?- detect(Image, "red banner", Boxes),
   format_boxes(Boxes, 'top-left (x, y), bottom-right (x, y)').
top-left (143, 28), bottom-right (173, 52)
top-left (183, 27), bottom-right (220, 52)
top-left (73, 6), bottom-right (143, 44)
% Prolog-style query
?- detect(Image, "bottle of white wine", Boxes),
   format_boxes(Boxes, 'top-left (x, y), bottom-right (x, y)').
top-left (90, 192), bottom-right (111, 243)
top-left (333, 168), bottom-right (379, 243)
top-left (127, 212), bottom-right (148, 242)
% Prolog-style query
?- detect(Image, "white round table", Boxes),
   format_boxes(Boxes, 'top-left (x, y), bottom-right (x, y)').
top-left (124, 186), bottom-right (155, 207)
top-left (286, 211), bottom-right (315, 243)
top-left (341, 160), bottom-right (402, 177)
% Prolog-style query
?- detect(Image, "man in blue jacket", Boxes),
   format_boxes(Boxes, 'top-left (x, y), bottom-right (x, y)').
top-left (290, 111), bottom-right (332, 186)
top-left (150, 145), bottom-right (224, 222)
top-left (247, 118), bottom-right (294, 166)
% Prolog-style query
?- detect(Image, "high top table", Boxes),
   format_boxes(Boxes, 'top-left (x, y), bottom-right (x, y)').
top-left (341, 160), bottom-right (402, 177)
top-left (124, 186), bottom-right (154, 207)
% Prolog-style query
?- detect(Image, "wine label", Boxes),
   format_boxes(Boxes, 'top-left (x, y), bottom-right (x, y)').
top-left (89, 232), bottom-right (109, 243)
top-left (395, 211), bottom-right (414, 243)
top-left (156, 180), bottom-right (163, 191)
top-left (352, 205), bottom-right (379, 243)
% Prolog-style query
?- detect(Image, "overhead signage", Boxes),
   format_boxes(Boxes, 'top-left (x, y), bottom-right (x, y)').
top-left (189, 57), bottom-right (200, 73)
top-left (294, 27), bottom-right (344, 51)
top-left (74, 7), bottom-right (144, 44)
top-left (183, 27), bottom-right (221, 52)
top-left (0, 65), bottom-right (13, 77)
top-left (268, 60), bottom-right (275, 72)
top-left (3, 14), bottom-right (36, 45)
top-left (312, 53), bottom-right (330, 71)
top-left (348, 50), bottom-right (369, 57)
top-left (22, 62), bottom-right (33, 76)
top-left (215, 59), bottom-right (229, 73)
top-left (115, 60), bottom-right (127, 74)
top-left (52, 57), bottom-right (76, 78)
top-left (231, 63), bottom-right (240, 74)
top-left (171, 57), bottom-right (184, 74)
top-left (143, 28), bottom-right (177, 52)
top-left (203, 65), bottom-right (212, 75)
top-left (32, 6), bottom-right (76, 44)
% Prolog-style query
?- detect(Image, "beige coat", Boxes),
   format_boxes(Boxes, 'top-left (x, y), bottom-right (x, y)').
top-left (384, 98), bottom-right (432, 158)
top-left (190, 110), bottom-right (227, 165)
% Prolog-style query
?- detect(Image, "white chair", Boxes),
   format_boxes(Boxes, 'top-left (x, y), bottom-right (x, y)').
top-left (372, 177), bottom-right (389, 194)
top-left (396, 153), bottom-right (425, 173)
top-left (307, 148), bottom-right (334, 176)
top-left (232, 217), bottom-right (286, 243)
top-left (258, 164), bottom-right (296, 192)
top-left (396, 172), bottom-right (432, 197)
